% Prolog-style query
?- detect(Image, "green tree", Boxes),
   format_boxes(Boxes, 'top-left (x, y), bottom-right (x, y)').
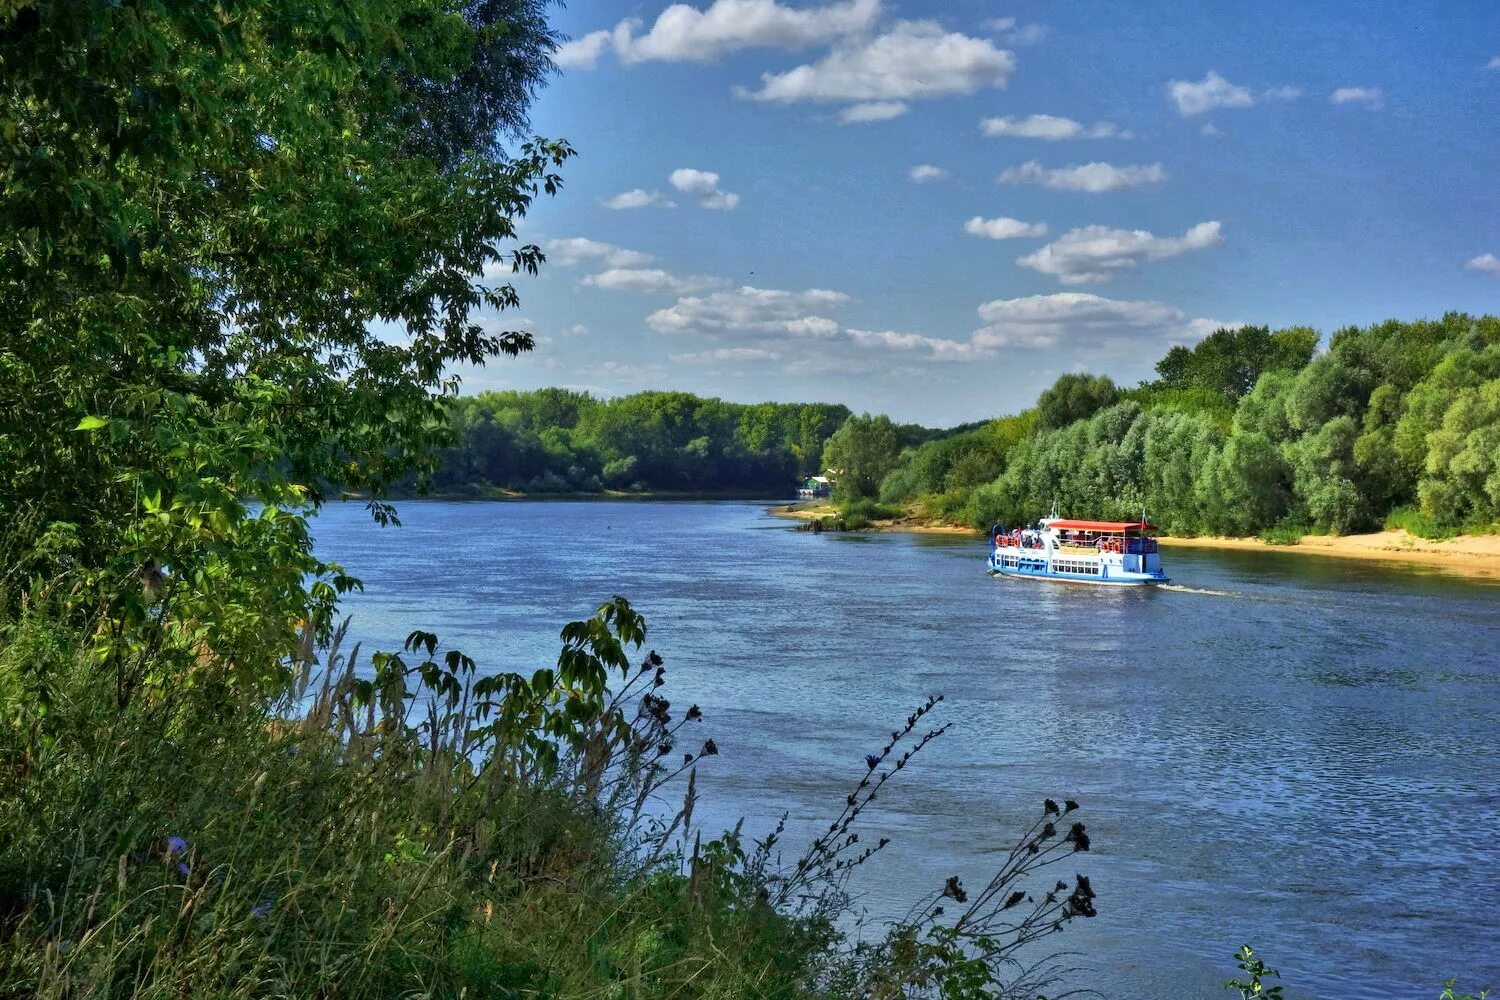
top-left (0, 0), bottom-right (569, 694)
top-left (1154, 325), bottom-right (1318, 400)
top-left (823, 414), bottom-right (903, 500)
top-left (1036, 374), bottom-right (1119, 430)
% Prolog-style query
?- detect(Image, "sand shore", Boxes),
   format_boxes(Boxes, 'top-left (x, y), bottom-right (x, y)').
top-left (1158, 530), bottom-right (1500, 580)
top-left (768, 504), bottom-right (1500, 580)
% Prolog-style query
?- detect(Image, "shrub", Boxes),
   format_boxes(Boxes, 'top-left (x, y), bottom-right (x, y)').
top-left (1258, 524), bottom-right (1308, 545)
top-left (1384, 504), bottom-right (1458, 540)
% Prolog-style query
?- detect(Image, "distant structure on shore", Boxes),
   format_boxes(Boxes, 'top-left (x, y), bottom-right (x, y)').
top-left (797, 474), bottom-right (833, 499)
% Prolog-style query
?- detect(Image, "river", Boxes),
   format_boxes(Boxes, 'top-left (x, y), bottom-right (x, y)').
top-left (313, 499), bottom-right (1499, 1000)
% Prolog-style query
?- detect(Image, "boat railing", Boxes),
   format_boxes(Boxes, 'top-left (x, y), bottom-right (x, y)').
top-left (995, 538), bottom-right (1158, 554)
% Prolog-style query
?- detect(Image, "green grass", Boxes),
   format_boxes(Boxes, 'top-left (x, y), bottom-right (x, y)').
top-left (833, 497), bottom-right (904, 530)
top-left (1383, 505), bottom-right (1460, 540)
top-left (1257, 524), bottom-right (1308, 545)
top-left (0, 602), bottom-right (1101, 999)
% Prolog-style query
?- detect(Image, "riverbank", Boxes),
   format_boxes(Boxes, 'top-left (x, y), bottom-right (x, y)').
top-left (767, 502), bottom-right (977, 536)
top-left (1159, 530), bottom-right (1500, 580)
top-left (768, 503), bottom-right (1500, 580)
top-left (387, 488), bottom-right (793, 502)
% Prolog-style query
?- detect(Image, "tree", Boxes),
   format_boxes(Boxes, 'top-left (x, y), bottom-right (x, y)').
top-left (0, 0), bottom-right (568, 693)
top-left (1153, 325), bottom-right (1318, 400)
top-left (1035, 374), bottom-right (1118, 430)
top-left (823, 415), bottom-right (902, 500)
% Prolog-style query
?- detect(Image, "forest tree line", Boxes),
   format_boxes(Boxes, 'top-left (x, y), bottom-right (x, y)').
top-left (433, 314), bottom-right (1500, 537)
top-left (835, 313), bottom-right (1500, 538)
top-left (427, 389), bottom-right (951, 494)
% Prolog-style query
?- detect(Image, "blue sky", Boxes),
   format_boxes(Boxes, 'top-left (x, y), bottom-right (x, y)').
top-left (464, 0), bottom-right (1500, 426)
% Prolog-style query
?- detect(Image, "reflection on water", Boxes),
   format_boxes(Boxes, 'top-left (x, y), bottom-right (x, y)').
top-left (314, 500), bottom-right (1500, 1000)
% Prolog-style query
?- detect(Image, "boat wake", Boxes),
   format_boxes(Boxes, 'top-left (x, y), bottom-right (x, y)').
top-left (1157, 583), bottom-right (1234, 597)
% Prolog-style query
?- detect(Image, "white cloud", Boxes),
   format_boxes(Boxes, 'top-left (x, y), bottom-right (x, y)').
top-left (1263, 85), bottom-right (1302, 101)
top-left (1330, 86), bottom-right (1383, 109)
top-left (972, 293), bottom-right (1233, 351)
top-left (582, 268), bottom-right (727, 294)
top-left (908, 163), bottom-right (948, 182)
top-left (671, 347), bottom-right (784, 363)
top-left (980, 16), bottom-right (1044, 45)
top-left (563, 0), bottom-right (883, 67)
top-left (839, 100), bottom-right (908, 123)
top-left (647, 285), bottom-right (850, 335)
top-left (997, 160), bottom-right (1167, 192)
top-left (545, 237), bottom-right (654, 268)
top-left (964, 215), bottom-right (1048, 240)
top-left (738, 20), bottom-right (1015, 106)
top-left (980, 114), bottom-right (1127, 140)
top-left (1016, 221), bottom-right (1224, 284)
top-left (587, 360), bottom-right (671, 379)
top-left (669, 168), bottom-right (741, 210)
top-left (604, 188), bottom-right (677, 210)
top-left (1200, 122), bottom-right (1224, 137)
top-left (1465, 253), bottom-right (1500, 275)
top-left (1167, 71), bottom-right (1254, 116)
top-left (846, 328), bottom-right (987, 360)
top-left (1487, 56), bottom-right (1500, 70)
top-left (555, 29), bottom-right (614, 69)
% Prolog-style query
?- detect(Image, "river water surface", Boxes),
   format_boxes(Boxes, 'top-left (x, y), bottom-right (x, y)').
top-left (313, 499), bottom-right (1499, 1000)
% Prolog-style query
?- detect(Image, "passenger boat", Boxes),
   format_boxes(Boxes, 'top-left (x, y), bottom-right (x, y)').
top-left (986, 510), bottom-right (1168, 586)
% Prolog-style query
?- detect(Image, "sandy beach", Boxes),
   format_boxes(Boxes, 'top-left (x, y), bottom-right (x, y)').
top-left (768, 504), bottom-right (1500, 581)
top-left (1159, 530), bottom-right (1500, 580)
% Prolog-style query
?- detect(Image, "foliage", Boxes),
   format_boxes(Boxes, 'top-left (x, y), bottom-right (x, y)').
top-left (1257, 525), bottom-right (1307, 546)
top-left (1036, 374), bottom-right (1119, 431)
top-left (1224, 945), bottom-right (1284, 1000)
top-left (430, 389), bottom-right (851, 494)
top-left (0, 601), bottom-right (1099, 999)
top-left (1155, 326), bottom-right (1319, 400)
top-left (0, 0), bottom-right (570, 693)
top-left (824, 414), bottom-right (904, 500)
top-left (830, 497), bottom-right (904, 530)
top-left (825, 314), bottom-right (1500, 538)
top-left (881, 413), bottom-right (1036, 506)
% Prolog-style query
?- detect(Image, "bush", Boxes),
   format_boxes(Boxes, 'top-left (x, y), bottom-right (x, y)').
top-left (1258, 524), bottom-right (1308, 545)
top-left (1384, 504), bottom-right (1458, 540)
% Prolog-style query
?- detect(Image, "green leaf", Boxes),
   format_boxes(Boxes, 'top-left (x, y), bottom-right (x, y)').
top-left (73, 415), bottom-right (110, 431)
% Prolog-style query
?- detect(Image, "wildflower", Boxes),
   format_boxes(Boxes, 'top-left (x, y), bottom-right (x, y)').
top-left (942, 875), bottom-right (967, 904)
top-left (701, 739), bottom-right (718, 756)
top-left (250, 900), bottom-right (272, 920)
top-left (1044, 798), bottom-right (1059, 815)
top-left (647, 649), bottom-right (663, 667)
top-left (1066, 822), bottom-right (1090, 852)
top-left (165, 836), bottom-right (190, 875)
top-left (864, 754), bottom-right (880, 770)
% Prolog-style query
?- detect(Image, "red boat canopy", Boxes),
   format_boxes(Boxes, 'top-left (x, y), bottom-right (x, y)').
top-left (1048, 519), bottom-right (1156, 533)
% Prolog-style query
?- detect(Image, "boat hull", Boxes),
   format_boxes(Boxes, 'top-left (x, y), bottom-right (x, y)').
top-left (986, 553), bottom-right (1168, 586)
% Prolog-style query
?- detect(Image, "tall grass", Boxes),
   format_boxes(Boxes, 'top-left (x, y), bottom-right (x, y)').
top-left (0, 601), bottom-right (1098, 998)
